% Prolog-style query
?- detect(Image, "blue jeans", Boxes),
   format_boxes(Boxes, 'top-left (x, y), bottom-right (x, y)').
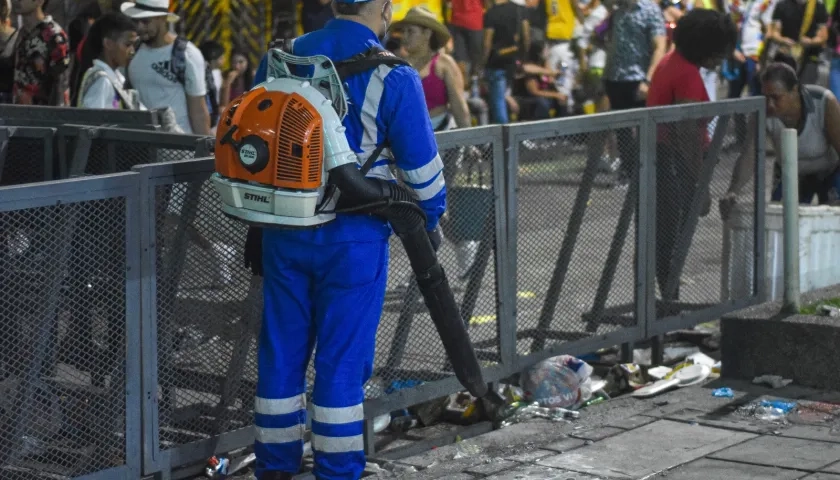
top-left (829, 57), bottom-right (840, 100)
top-left (486, 69), bottom-right (509, 124)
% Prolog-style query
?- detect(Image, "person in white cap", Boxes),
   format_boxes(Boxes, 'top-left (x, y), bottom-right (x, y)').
top-left (120, 0), bottom-right (211, 135)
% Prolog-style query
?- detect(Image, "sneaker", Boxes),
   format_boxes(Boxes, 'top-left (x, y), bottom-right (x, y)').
top-left (598, 155), bottom-right (620, 174)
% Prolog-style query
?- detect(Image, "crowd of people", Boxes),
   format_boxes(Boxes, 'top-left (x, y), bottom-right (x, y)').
top-left (1, 0), bottom-right (839, 201)
top-left (0, 0), bottom-right (256, 136)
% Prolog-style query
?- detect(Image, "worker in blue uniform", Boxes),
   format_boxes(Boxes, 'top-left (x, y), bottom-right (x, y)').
top-left (248, 0), bottom-right (446, 479)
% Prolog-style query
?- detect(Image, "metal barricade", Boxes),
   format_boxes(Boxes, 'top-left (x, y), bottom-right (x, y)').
top-left (505, 98), bottom-right (766, 366)
top-left (0, 126), bottom-right (56, 186)
top-left (364, 125), bottom-right (512, 433)
top-left (645, 98), bottom-right (767, 336)
top-left (506, 109), bottom-right (647, 367)
top-left (0, 98), bottom-right (770, 479)
top-left (0, 173), bottom-right (142, 480)
top-left (0, 104), bottom-right (161, 129)
top-left (0, 125), bottom-right (212, 187)
top-left (135, 157), bottom-right (259, 476)
top-left (56, 125), bottom-right (213, 177)
top-left (131, 125), bottom-right (511, 474)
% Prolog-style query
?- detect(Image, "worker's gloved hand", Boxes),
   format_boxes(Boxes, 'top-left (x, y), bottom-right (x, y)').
top-left (428, 227), bottom-right (442, 252)
top-left (244, 226), bottom-right (263, 276)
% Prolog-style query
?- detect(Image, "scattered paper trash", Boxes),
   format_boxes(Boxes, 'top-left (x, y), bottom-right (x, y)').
top-left (712, 387), bottom-right (734, 398)
top-left (686, 352), bottom-right (716, 368)
top-left (606, 363), bottom-right (646, 395)
top-left (819, 305), bottom-right (840, 317)
top-left (647, 366), bottom-right (673, 380)
top-left (753, 375), bottom-right (793, 389)
top-left (226, 453), bottom-right (256, 476)
top-left (632, 378), bottom-right (680, 398)
top-left (673, 364), bottom-right (712, 387)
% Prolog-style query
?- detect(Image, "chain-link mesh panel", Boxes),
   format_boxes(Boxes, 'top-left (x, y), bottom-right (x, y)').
top-left (370, 139), bottom-right (500, 395)
top-left (156, 147), bottom-right (198, 164)
top-left (68, 138), bottom-right (198, 177)
top-left (0, 198), bottom-right (128, 478)
top-left (653, 112), bottom-right (756, 320)
top-left (2, 136), bottom-right (50, 186)
top-left (153, 179), bottom-right (260, 450)
top-left (0, 105), bottom-right (158, 126)
top-left (514, 128), bottom-right (639, 356)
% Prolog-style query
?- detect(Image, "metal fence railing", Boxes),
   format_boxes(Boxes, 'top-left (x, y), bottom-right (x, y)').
top-left (0, 174), bottom-right (142, 480)
top-left (0, 124), bottom-right (212, 187)
top-left (0, 98), bottom-right (767, 479)
top-left (0, 104), bottom-right (161, 129)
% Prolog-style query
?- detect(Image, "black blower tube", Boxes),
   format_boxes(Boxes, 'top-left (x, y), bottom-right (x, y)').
top-left (330, 164), bottom-right (489, 399)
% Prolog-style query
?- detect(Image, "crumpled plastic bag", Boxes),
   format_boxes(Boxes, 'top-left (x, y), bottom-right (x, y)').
top-left (521, 355), bottom-right (594, 409)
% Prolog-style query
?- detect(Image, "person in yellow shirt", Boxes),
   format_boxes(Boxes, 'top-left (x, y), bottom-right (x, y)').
top-left (537, 0), bottom-right (583, 77)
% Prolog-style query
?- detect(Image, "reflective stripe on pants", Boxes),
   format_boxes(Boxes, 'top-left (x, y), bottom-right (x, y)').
top-left (255, 227), bottom-right (388, 480)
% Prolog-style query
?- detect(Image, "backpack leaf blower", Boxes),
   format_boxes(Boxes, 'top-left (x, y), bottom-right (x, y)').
top-left (211, 46), bottom-right (490, 400)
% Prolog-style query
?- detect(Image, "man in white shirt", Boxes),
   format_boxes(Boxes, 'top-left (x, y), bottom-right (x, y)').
top-left (120, 0), bottom-right (210, 134)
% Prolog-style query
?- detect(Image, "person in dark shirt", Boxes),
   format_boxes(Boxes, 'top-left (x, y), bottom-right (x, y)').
top-left (766, 0), bottom-right (828, 84)
top-left (300, 0), bottom-right (334, 33)
top-left (483, 0), bottom-right (530, 123)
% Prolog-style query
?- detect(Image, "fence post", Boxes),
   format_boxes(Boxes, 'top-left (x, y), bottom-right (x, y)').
top-left (132, 164), bottom-right (164, 476)
top-left (780, 128), bottom-right (800, 313)
top-left (497, 125), bottom-right (517, 370)
top-left (638, 113), bottom-right (657, 354)
top-left (754, 100), bottom-right (767, 301)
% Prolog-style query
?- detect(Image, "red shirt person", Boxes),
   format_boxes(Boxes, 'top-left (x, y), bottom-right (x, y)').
top-left (644, 8), bottom-right (737, 301)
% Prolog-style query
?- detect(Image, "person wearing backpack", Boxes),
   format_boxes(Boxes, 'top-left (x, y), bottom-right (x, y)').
top-left (247, 0), bottom-right (446, 478)
top-left (74, 13), bottom-right (137, 108)
top-left (119, 0), bottom-right (212, 134)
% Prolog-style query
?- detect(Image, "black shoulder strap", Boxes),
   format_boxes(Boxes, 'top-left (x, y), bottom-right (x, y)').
top-left (334, 47), bottom-right (410, 175)
top-left (268, 37), bottom-right (294, 53)
top-left (266, 42), bottom-right (408, 175)
top-left (171, 36), bottom-right (188, 85)
top-left (334, 47), bottom-right (410, 80)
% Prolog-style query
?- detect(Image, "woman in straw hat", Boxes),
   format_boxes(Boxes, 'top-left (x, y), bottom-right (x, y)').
top-left (390, 6), bottom-right (471, 132)
top-left (387, 6), bottom-right (482, 286)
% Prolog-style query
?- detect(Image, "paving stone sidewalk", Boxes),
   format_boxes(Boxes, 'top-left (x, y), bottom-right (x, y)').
top-left (362, 378), bottom-right (840, 479)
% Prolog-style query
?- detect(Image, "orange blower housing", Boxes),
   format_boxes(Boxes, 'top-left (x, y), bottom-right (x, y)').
top-left (211, 50), bottom-right (359, 228)
top-left (215, 86), bottom-right (324, 190)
